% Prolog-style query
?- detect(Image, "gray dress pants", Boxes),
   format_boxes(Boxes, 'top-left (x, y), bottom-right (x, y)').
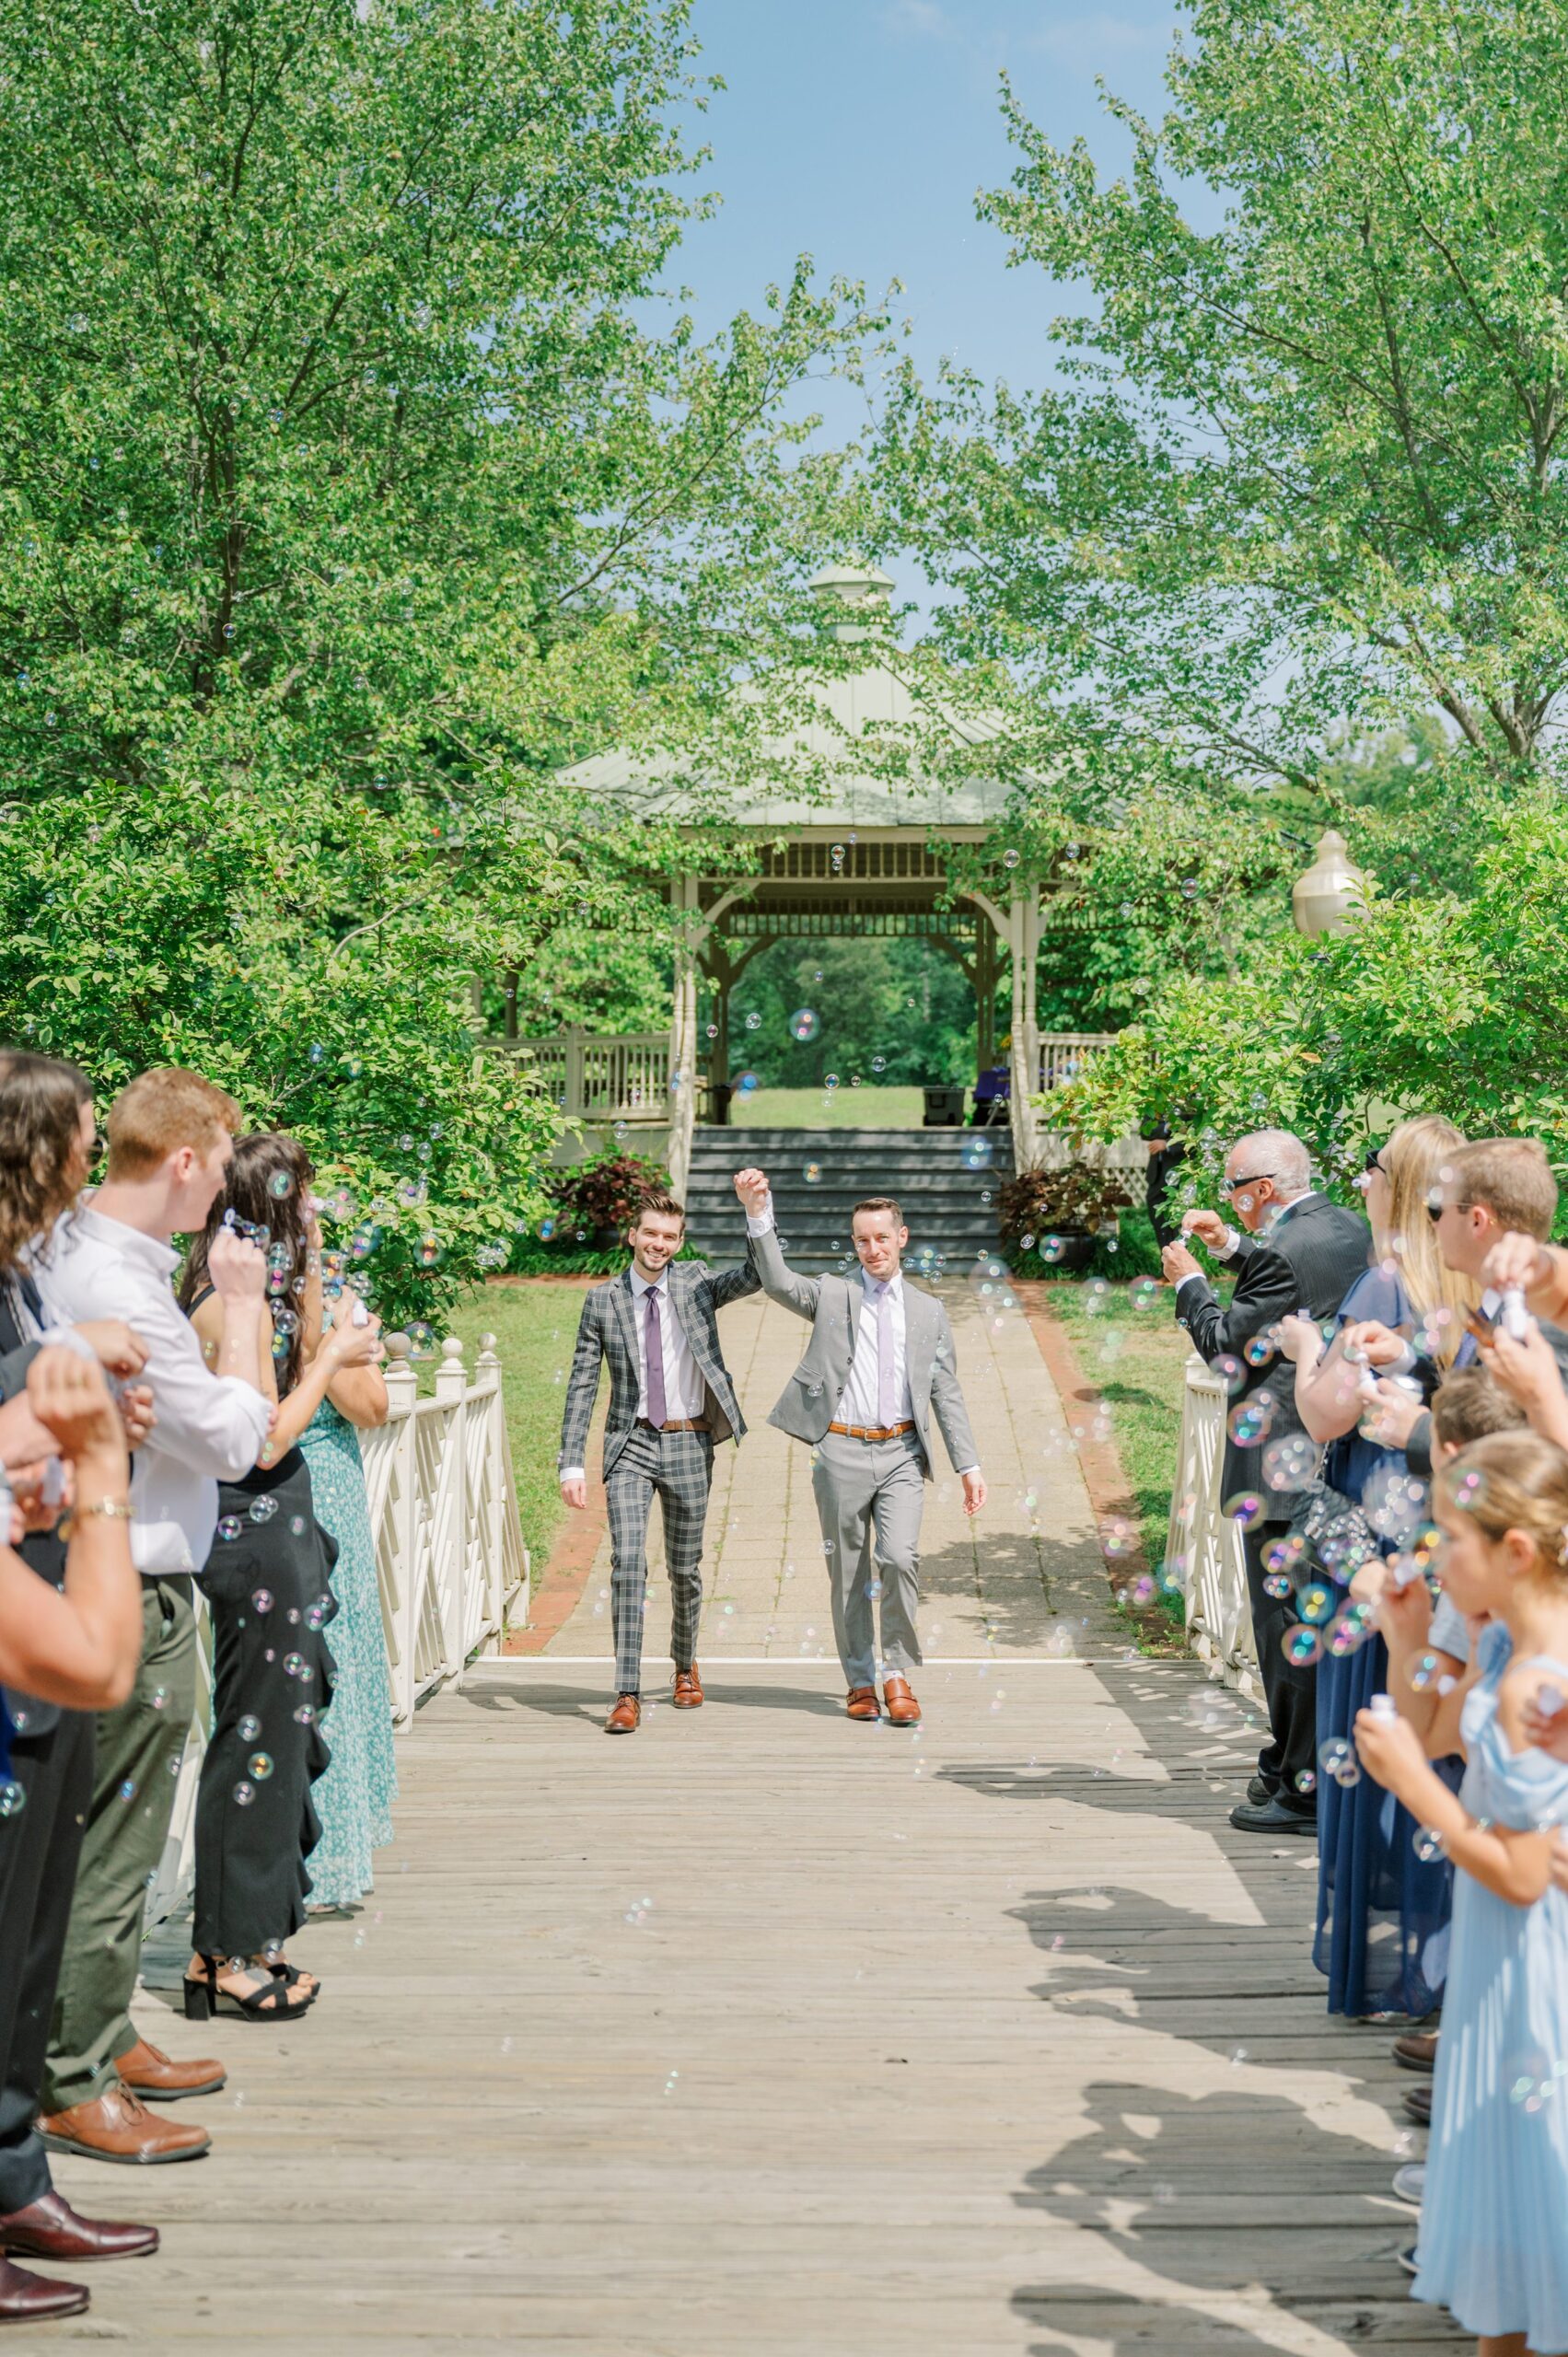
top-left (811, 1430), bottom-right (926, 1688)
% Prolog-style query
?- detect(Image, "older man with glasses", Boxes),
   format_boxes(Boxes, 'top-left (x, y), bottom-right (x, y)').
top-left (1161, 1129), bottom-right (1371, 1831)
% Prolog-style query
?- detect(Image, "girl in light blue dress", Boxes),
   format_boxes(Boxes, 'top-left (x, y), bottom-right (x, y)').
top-left (1357, 1426), bottom-right (1568, 2357)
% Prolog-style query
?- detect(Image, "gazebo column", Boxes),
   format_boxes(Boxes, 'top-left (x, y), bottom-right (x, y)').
top-left (968, 887), bottom-right (1042, 1173)
top-left (667, 874), bottom-right (702, 1197)
top-left (973, 923), bottom-right (999, 1074)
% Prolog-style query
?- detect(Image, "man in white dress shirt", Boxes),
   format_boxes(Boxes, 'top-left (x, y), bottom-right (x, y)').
top-left (558, 1190), bottom-right (759, 1732)
top-left (30, 1069), bottom-right (273, 2170)
top-left (733, 1170), bottom-right (984, 1726)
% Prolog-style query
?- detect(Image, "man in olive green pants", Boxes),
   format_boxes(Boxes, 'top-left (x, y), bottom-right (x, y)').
top-left (42, 1581), bottom-right (198, 2122)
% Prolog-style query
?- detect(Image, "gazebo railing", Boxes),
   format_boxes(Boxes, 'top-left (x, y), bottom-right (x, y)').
top-left (1167, 1350), bottom-right (1260, 1698)
top-left (143, 1331), bottom-right (529, 1933)
top-left (494, 1028), bottom-right (670, 1125)
top-left (1039, 1031), bottom-right (1117, 1090)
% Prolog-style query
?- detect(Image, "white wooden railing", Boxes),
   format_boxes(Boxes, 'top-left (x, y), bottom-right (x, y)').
top-left (1167, 1350), bottom-right (1261, 1696)
top-left (1039, 1031), bottom-right (1117, 1090)
top-left (500, 1028), bottom-right (670, 1126)
top-left (144, 1330), bottom-right (529, 1932)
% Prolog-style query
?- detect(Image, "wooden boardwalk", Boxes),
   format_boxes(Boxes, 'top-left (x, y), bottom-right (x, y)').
top-left (31, 1288), bottom-right (1458, 2354)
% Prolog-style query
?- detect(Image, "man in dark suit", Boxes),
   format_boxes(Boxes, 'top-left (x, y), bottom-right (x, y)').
top-left (559, 1189), bottom-right (758, 1733)
top-left (1161, 1130), bottom-right (1370, 1833)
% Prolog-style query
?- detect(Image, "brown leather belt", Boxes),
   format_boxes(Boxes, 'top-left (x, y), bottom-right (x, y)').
top-left (637, 1417), bottom-right (711, 1434)
top-left (828, 1419), bottom-right (915, 1443)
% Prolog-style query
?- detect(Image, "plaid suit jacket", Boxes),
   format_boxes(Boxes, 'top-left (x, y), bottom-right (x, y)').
top-left (558, 1253), bottom-right (761, 1480)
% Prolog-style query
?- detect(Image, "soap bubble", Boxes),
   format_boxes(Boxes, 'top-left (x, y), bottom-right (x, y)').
top-left (407, 1321), bottom-right (435, 1359)
top-left (268, 1169), bottom-right (294, 1199)
top-left (871, 1056), bottom-right (887, 1074)
top-left (232, 1781), bottom-right (255, 1807)
top-left (1412, 1826), bottom-right (1445, 1863)
top-left (1227, 1394), bottom-right (1275, 1446)
top-left (1042, 1236), bottom-right (1065, 1263)
top-left (284, 1652), bottom-right (307, 1678)
top-left (1213, 1353), bottom-right (1247, 1397)
top-left (734, 1072), bottom-right (760, 1097)
top-left (803, 1162), bottom-right (823, 1185)
top-left (0, 1781), bottom-right (25, 1818)
top-left (1296, 1582), bottom-right (1335, 1625)
top-left (419, 1234), bottom-right (441, 1267)
top-left (744, 1011), bottom-right (761, 1032)
top-left (1294, 1769), bottom-right (1317, 1794)
top-left (1410, 1653), bottom-right (1441, 1691)
top-left (1284, 1626), bottom-right (1322, 1666)
top-left (238, 1713), bottom-right (261, 1740)
top-left (1263, 1573), bottom-right (1293, 1599)
top-left (1224, 1491), bottom-right (1265, 1529)
top-left (1243, 1333), bottom-right (1276, 1368)
top-left (1318, 1735), bottom-right (1359, 1784)
top-left (250, 1494), bottom-right (278, 1525)
top-left (247, 1752), bottom-right (274, 1781)
top-left (250, 1589), bottom-right (273, 1614)
top-left (217, 1515), bottom-right (242, 1541)
top-left (789, 1008), bottom-right (820, 1043)
top-left (1262, 1434), bottom-right (1318, 1491)
top-left (824, 1072), bottom-right (840, 1091)
top-left (961, 1139), bottom-right (993, 1170)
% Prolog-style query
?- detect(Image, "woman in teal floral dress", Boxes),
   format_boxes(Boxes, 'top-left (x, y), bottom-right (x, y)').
top-left (299, 1351), bottom-right (398, 1910)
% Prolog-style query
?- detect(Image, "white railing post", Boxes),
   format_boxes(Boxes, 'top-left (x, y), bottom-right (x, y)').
top-left (563, 1026), bottom-right (587, 1120)
top-left (381, 1334), bottom-right (421, 1727)
top-left (434, 1335), bottom-right (470, 1683)
top-left (476, 1331), bottom-right (505, 1639)
top-left (1167, 1350), bottom-right (1259, 1698)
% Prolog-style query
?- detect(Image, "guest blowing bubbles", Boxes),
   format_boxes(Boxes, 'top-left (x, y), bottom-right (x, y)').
top-left (179, 1134), bottom-right (382, 2021)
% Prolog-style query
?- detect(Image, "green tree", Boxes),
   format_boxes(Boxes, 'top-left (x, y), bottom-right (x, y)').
top-left (0, 0), bottom-right (884, 1314)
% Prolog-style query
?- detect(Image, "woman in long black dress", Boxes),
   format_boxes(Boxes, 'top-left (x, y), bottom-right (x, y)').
top-left (178, 1134), bottom-right (381, 2023)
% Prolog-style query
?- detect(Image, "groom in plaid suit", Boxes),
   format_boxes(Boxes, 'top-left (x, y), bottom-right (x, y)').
top-left (559, 1190), bottom-right (760, 1733)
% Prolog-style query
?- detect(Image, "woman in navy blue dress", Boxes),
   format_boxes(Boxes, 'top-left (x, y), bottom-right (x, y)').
top-left (1281, 1116), bottom-right (1477, 2018)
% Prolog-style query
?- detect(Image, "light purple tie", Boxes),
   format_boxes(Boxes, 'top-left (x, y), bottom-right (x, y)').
top-left (876, 1282), bottom-right (895, 1427)
top-left (645, 1286), bottom-right (668, 1427)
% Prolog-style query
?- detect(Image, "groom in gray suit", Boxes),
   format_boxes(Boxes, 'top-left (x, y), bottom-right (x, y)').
top-left (732, 1167), bottom-right (984, 1725)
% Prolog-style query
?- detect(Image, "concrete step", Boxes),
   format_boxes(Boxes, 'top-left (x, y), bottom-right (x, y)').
top-left (684, 1125), bottom-right (1011, 1272)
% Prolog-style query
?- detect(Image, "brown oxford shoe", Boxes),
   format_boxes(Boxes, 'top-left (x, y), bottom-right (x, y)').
top-left (1392, 2029), bottom-right (1439, 2073)
top-left (117, 2034), bottom-right (226, 2104)
top-left (845, 1685), bottom-right (881, 1721)
top-left (0, 2255), bottom-right (89, 2321)
top-left (37, 2084), bottom-right (211, 2166)
top-left (0, 2189), bottom-right (157, 2263)
top-left (883, 1676), bottom-right (922, 1727)
top-left (672, 1665), bottom-right (703, 1709)
top-left (605, 1692), bottom-right (641, 1734)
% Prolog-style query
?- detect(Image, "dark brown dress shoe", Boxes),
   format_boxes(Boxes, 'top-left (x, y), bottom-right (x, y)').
top-left (846, 1686), bottom-right (881, 1721)
top-left (1392, 2030), bottom-right (1439, 2073)
top-left (1404, 2084), bottom-right (1433, 2127)
top-left (672, 1665), bottom-right (703, 1709)
top-left (37, 2084), bottom-right (210, 2165)
top-left (0, 2189), bottom-right (157, 2262)
top-left (117, 2035), bottom-right (226, 2103)
top-left (0, 2255), bottom-right (89, 2320)
top-left (605, 1692), bottom-right (641, 1734)
top-left (883, 1676), bottom-right (921, 1727)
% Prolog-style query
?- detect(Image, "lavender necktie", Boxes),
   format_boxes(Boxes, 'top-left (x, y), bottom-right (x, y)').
top-left (876, 1281), bottom-right (895, 1427)
top-left (645, 1285), bottom-right (668, 1427)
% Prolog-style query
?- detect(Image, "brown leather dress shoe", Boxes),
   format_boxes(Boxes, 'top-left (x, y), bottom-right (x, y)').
top-left (37, 2084), bottom-right (211, 2166)
top-left (1392, 2029), bottom-right (1439, 2073)
top-left (883, 1676), bottom-right (922, 1727)
top-left (0, 2189), bottom-right (157, 2262)
top-left (0, 2254), bottom-right (89, 2320)
top-left (1404, 2084), bottom-right (1433, 2127)
top-left (672, 1665), bottom-right (703, 1709)
top-left (845, 1685), bottom-right (881, 1721)
top-left (117, 2035), bottom-right (226, 2103)
top-left (605, 1692), bottom-right (641, 1734)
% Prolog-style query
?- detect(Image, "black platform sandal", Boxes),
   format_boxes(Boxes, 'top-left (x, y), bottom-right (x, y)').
top-left (182, 1955), bottom-right (313, 2024)
top-left (258, 1956), bottom-right (320, 2005)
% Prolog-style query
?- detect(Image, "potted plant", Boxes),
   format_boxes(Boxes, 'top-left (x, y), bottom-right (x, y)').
top-left (998, 1163), bottom-right (1133, 1275)
top-left (545, 1151), bottom-right (670, 1249)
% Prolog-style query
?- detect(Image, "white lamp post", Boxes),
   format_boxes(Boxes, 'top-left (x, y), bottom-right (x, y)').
top-left (1291, 828), bottom-right (1365, 937)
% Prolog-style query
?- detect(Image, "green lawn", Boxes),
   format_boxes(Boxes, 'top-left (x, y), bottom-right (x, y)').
top-left (1042, 1281), bottom-right (1199, 1632)
top-left (727, 1084), bottom-right (925, 1130)
top-left (425, 1279), bottom-right (590, 1580)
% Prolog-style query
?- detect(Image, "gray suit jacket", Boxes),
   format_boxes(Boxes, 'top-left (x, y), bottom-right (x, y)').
top-left (749, 1225), bottom-right (978, 1481)
top-left (558, 1255), bottom-right (760, 1482)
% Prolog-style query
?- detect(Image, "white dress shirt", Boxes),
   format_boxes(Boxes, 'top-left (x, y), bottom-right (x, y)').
top-left (34, 1206), bottom-right (273, 1577)
top-left (560, 1265), bottom-right (707, 1482)
top-left (747, 1197), bottom-right (978, 1472)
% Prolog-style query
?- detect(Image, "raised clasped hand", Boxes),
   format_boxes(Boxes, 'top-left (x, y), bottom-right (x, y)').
top-left (732, 1167), bottom-right (770, 1217)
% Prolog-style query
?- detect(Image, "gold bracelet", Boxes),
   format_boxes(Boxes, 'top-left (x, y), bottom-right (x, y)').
top-left (78, 1498), bottom-right (134, 1520)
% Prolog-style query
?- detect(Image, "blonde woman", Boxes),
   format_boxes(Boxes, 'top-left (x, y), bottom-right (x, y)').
top-left (1278, 1116), bottom-right (1480, 2023)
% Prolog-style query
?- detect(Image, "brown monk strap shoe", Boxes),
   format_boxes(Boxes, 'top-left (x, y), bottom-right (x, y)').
top-left (0, 2189), bottom-right (157, 2262)
top-left (117, 2034), bottom-right (226, 2104)
top-left (37, 2084), bottom-right (211, 2166)
top-left (846, 1685), bottom-right (881, 1721)
top-left (605, 1692), bottom-right (641, 1734)
top-left (672, 1665), bottom-right (703, 1709)
top-left (1392, 2029), bottom-right (1439, 2073)
top-left (0, 2256), bottom-right (89, 2320)
top-left (883, 1676), bottom-right (922, 1727)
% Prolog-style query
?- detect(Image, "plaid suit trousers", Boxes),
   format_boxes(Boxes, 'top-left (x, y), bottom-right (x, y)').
top-left (603, 1423), bottom-right (714, 1694)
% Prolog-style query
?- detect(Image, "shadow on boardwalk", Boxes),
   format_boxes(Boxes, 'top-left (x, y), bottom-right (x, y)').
top-left (944, 1655), bottom-right (1461, 2357)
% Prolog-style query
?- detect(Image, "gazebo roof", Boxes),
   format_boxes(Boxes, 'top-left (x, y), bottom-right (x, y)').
top-left (559, 567), bottom-right (1029, 835)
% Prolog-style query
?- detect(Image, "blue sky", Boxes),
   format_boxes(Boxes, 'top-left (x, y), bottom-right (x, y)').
top-left (679, 0), bottom-right (1183, 401)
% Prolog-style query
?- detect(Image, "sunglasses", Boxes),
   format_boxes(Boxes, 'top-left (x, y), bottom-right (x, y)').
top-left (1425, 1188), bottom-right (1447, 1224)
top-left (1364, 1147), bottom-right (1388, 1176)
top-left (1221, 1171), bottom-right (1275, 1195)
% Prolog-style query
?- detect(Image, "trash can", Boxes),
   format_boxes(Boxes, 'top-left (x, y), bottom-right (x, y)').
top-left (923, 1085), bottom-right (967, 1128)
